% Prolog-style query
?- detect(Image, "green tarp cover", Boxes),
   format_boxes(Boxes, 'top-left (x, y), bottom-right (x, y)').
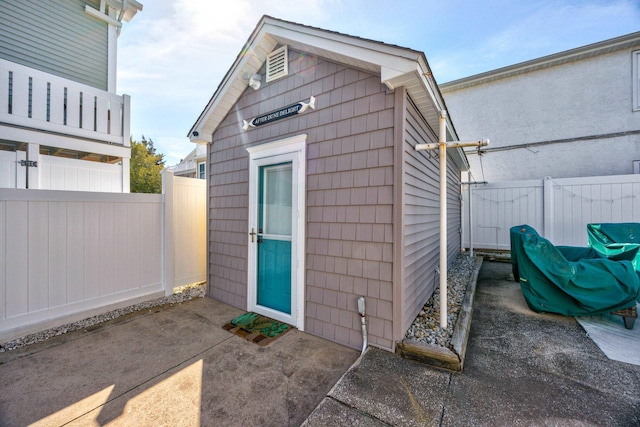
top-left (510, 225), bottom-right (640, 316)
top-left (587, 223), bottom-right (640, 271)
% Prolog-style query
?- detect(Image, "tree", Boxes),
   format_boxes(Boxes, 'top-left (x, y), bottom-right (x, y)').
top-left (130, 136), bottom-right (165, 193)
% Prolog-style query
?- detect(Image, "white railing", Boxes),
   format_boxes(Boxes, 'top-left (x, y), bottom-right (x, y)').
top-left (0, 173), bottom-right (207, 342)
top-left (171, 158), bottom-right (197, 175)
top-left (462, 174), bottom-right (640, 250)
top-left (0, 58), bottom-right (130, 145)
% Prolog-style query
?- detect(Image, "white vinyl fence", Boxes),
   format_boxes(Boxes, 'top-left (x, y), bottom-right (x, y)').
top-left (39, 155), bottom-right (124, 193)
top-left (0, 150), bottom-right (25, 189)
top-left (462, 174), bottom-right (640, 250)
top-left (163, 173), bottom-right (207, 289)
top-left (0, 171), bottom-right (206, 342)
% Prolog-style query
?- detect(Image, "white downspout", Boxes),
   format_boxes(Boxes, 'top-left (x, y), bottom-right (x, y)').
top-left (415, 110), bottom-right (488, 328)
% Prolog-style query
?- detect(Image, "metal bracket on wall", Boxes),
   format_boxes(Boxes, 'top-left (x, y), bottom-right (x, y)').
top-left (19, 160), bottom-right (38, 167)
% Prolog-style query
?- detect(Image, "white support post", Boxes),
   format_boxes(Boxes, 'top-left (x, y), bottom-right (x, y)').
top-left (415, 111), bottom-right (488, 329)
top-left (438, 112), bottom-right (448, 328)
top-left (162, 170), bottom-right (175, 296)
top-left (27, 143), bottom-right (39, 189)
top-left (122, 95), bottom-right (131, 145)
top-left (121, 157), bottom-right (130, 193)
top-left (543, 176), bottom-right (554, 242)
top-left (468, 171), bottom-right (473, 258)
top-left (107, 4), bottom-right (118, 93)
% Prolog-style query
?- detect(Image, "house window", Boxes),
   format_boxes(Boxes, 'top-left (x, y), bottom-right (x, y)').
top-left (634, 50), bottom-right (640, 111)
top-left (198, 162), bottom-right (206, 179)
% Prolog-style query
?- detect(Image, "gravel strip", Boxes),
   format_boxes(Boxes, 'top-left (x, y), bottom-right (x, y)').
top-left (404, 253), bottom-right (476, 349)
top-left (0, 282), bottom-right (206, 353)
top-left (2, 255), bottom-right (477, 354)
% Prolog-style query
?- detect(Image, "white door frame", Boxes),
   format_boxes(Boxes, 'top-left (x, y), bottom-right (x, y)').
top-left (246, 134), bottom-right (306, 329)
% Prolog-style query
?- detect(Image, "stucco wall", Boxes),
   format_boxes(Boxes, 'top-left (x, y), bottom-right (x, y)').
top-left (443, 48), bottom-right (640, 182)
top-left (207, 49), bottom-right (396, 350)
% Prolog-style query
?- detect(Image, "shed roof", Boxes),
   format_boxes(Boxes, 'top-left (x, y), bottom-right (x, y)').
top-left (188, 16), bottom-right (467, 169)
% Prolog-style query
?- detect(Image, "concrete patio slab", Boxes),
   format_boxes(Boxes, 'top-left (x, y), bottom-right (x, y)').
top-left (0, 297), bottom-right (358, 427)
top-left (4, 261), bottom-right (640, 426)
top-left (304, 261), bottom-right (640, 426)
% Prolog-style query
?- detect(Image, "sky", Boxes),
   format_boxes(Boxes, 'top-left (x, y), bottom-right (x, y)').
top-left (116, 0), bottom-right (640, 166)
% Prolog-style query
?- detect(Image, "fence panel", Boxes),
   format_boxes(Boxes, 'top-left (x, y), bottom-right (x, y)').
top-left (0, 150), bottom-right (26, 189)
top-left (549, 175), bottom-right (640, 246)
top-left (463, 174), bottom-right (640, 250)
top-left (0, 189), bottom-right (164, 342)
top-left (38, 155), bottom-right (123, 192)
top-left (462, 179), bottom-right (544, 250)
top-left (163, 172), bottom-right (207, 290)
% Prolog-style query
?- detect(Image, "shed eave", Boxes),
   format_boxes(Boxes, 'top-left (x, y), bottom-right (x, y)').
top-left (188, 16), bottom-right (424, 143)
top-left (187, 15), bottom-right (470, 171)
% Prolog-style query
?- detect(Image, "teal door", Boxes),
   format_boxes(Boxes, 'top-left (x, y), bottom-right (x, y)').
top-left (257, 163), bottom-right (293, 314)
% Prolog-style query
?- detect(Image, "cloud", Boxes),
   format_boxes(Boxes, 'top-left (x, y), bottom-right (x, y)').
top-left (118, 0), bottom-right (639, 164)
top-left (432, 0), bottom-right (640, 82)
top-left (119, 0), bottom-right (344, 165)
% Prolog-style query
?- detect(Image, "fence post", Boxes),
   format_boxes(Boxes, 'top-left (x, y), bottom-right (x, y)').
top-left (543, 176), bottom-right (554, 242)
top-left (27, 143), bottom-right (40, 189)
top-left (162, 170), bottom-right (175, 296)
top-left (121, 157), bottom-right (130, 193)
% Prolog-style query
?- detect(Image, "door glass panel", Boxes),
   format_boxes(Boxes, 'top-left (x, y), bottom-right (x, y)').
top-left (257, 162), bottom-right (293, 314)
top-left (261, 164), bottom-right (292, 236)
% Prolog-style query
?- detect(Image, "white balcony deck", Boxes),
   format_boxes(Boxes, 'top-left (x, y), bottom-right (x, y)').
top-left (0, 58), bottom-right (130, 146)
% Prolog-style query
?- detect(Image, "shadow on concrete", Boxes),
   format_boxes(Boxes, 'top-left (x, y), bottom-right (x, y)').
top-left (0, 298), bottom-right (358, 427)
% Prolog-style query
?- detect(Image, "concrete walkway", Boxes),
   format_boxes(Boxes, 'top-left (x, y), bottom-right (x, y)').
top-left (0, 297), bottom-right (358, 426)
top-left (304, 262), bottom-right (640, 426)
top-left (3, 262), bottom-right (640, 426)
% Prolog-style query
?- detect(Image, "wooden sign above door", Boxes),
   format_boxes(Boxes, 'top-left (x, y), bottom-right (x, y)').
top-left (242, 96), bottom-right (316, 131)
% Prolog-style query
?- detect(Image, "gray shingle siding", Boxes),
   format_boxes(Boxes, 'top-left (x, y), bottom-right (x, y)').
top-left (208, 49), bottom-right (396, 350)
top-left (306, 78), bottom-right (395, 350)
top-left (207, 47), bottom-right (464, 351)
top-left (401, 95), bottom-right (462, 332)
top-left (0, 0), bottom-right (108, 90)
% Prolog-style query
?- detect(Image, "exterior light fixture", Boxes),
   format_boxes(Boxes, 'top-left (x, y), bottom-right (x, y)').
top-left (244, 73), bottom-right (262, 90)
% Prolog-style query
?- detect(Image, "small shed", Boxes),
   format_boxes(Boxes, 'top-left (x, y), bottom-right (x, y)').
top-left (189, 16), bottom-right (469, 351)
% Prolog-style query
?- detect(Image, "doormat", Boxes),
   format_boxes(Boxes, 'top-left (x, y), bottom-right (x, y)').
top-left (222, 312), bottom-right (292, 346)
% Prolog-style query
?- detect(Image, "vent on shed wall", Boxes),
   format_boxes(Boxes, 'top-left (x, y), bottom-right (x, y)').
top-left (266, 45), bottom-right (288, 82)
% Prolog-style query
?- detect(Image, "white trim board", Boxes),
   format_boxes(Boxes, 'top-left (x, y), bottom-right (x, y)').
top-left (246, 134), bottom-right (306, 330)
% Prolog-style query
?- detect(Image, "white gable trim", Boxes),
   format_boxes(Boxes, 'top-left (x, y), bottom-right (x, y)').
top-left (188, 16), bottom-right (464, 167)
top-left (189, 17), bottom-right (449, 139)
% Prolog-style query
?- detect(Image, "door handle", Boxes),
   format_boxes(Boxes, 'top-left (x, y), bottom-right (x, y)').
top-left (249, 228), bottom-right (256, 242)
